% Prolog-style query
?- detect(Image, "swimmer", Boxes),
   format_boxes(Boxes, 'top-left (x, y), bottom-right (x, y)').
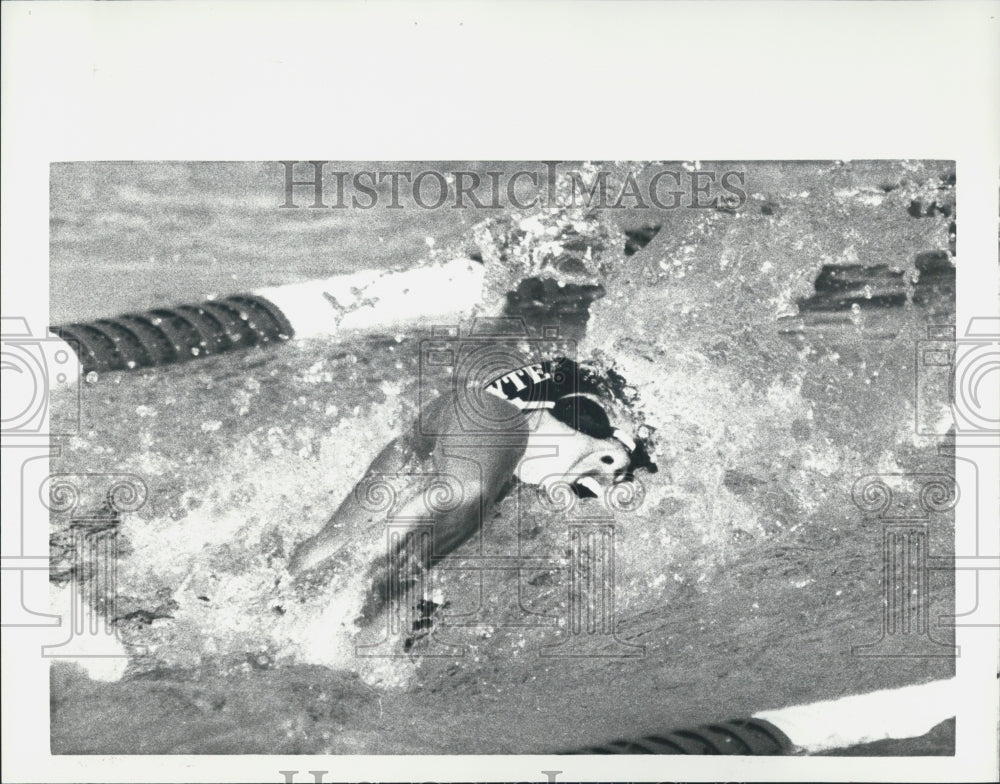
top-left (289, 357), bottom-right (654, 621)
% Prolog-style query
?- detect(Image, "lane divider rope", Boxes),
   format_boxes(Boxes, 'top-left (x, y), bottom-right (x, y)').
top-left (51, 258), bottom-right (485, 377)
top-left (565, 677), bottom-right (955, 755)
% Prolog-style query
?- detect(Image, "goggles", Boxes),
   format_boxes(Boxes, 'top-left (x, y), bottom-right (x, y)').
top-left (485, 359), bottom-right (657, 478)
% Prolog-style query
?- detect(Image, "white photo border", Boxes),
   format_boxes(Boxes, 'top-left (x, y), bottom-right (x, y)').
top-left (2, 1), bottom-right (997, 782)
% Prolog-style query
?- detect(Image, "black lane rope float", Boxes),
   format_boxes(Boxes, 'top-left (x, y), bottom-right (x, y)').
top-left (53, 295), bottom-right (295, 374)
top-left (567, 718), bottom-right (793, 755)
top-left (561, 678), bottom-right (956, 755)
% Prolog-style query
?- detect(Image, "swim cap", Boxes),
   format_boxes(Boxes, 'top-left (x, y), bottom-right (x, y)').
top-left (484, 357), bottom-right (653, 471)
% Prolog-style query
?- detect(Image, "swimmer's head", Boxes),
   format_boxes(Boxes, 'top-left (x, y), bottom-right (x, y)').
top-left (486, 357), bottom-right (656, 496)
top-left (516, 406), bottom-right (632, 494)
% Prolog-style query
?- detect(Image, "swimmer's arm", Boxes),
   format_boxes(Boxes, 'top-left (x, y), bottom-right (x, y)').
top-left (287, 398), bottom-right (445, 575)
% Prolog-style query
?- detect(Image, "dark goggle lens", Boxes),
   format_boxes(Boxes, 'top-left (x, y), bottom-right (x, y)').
top-left (550, 396), bottom-right (614, 440)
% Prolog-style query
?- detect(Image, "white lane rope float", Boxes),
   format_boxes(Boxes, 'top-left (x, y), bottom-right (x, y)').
top-left (50, 257), bottom-right (486, 380)
top-left (568, 677), bottom-right (956, 754)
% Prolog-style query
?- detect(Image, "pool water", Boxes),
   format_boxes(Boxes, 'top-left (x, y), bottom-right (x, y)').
top-left (48, 160), bottom-right (956, 754)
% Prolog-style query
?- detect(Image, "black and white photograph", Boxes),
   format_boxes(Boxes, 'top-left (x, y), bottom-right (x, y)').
top-left (2, 3), bottom-right (998, 783)
top-left (42, 159), bottom-right (961, 757)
